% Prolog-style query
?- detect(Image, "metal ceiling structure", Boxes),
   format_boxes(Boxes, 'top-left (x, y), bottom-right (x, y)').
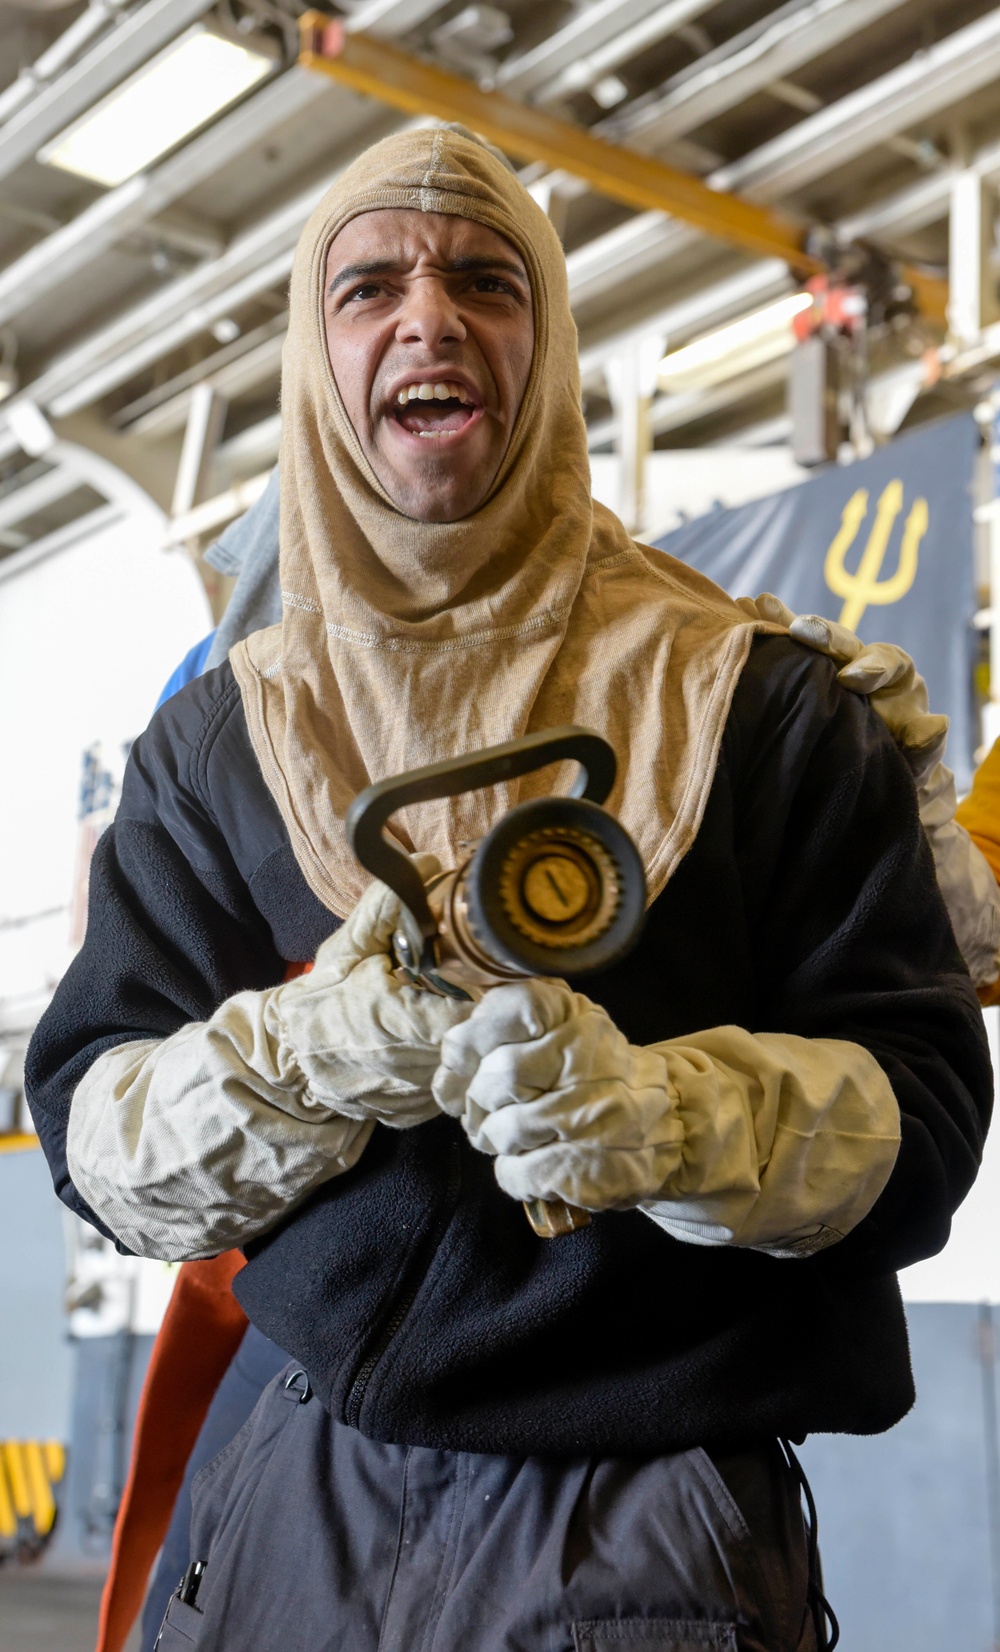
top-left (0, 0), bottom-right (998, 555)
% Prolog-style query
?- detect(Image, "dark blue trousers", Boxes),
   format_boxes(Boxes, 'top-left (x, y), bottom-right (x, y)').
top-left (154, 1363), bottom-right (817, 1652)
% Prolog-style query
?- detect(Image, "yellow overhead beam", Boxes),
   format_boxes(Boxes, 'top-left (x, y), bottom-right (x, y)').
top-left (299, 12), bottom-right (821, 273)
top-left (299, 12), bottom-right (948, 323)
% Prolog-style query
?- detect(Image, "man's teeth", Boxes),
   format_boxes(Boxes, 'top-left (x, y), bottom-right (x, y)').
top-left (395, 382), bottom-right (471, 406)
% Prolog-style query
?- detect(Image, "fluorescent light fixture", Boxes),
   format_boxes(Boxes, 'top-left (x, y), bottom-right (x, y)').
top-left (38, 25), bottom-right (274, 188)
top-left (658, 292), bottom-right (813, 394)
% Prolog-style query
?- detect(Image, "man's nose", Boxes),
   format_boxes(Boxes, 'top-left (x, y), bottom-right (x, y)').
top-left (395, 278), bottom-right (466, 350)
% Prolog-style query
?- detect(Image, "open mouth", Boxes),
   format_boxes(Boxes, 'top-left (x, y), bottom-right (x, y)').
top-left (391, 381), bottom-right (480, 438)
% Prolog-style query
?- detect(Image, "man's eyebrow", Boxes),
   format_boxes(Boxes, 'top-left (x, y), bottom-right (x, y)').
top-left (327, 260), bottom-right (399, 294)
top-left (326, 254), bottom-right (528, 294)
top-left (446, 254), bottom-right (527, 281)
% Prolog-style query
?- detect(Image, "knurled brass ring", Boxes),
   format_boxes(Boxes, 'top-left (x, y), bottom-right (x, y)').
top-left (497, 825), bottom-right (622, 949)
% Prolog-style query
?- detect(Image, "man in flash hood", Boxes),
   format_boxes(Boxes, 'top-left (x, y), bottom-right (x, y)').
top-left (27, 129), bottom-right (990, 1651)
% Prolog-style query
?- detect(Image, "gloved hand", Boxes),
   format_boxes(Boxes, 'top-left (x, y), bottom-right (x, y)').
top-left (733, 591), bottom-right (998, 984)
top-left (433, 977), bottom-right (679, 1209)
top-left (269, 853), bottom-right (475, 1127)
top-left (67, 855), bottom-right (476, 1259)
top-left (737, 591), bottom-right (948, 783)
top-left (433, 977), bottom-right (900, 1251)
top-left (735, 594), bottom-right (1000, 989)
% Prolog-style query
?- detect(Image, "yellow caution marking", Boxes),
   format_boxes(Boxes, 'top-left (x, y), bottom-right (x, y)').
top-left (3, 1442), bottom-right (30, 1520)
top-left (0, 1440), bottom-right (66, 1545)
top-left (23, 1440), bottom-right (56, 1536)
top-left (43, 1440), bottom-right (66, 1483)
top-left (0, 1455), bottom-right (16, 1541)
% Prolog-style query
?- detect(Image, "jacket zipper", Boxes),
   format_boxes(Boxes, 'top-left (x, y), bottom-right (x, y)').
top-left (344, 1140), bottom-right (462, 1430)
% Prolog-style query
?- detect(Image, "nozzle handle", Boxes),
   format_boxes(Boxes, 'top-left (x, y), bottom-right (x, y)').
top-left (345, 726), bottom-right (616, 973)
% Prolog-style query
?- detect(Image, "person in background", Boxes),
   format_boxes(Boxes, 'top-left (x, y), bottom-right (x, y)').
top-left (955, 738), bottom-right (1000, 1003)
top-left (741, 593), bottom-right (1000, 1003)
top-left (154, 466), bottom-right (282, 711)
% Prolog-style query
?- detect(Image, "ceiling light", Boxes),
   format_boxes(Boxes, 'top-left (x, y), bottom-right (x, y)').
top-left (38, 26), bottom-right (274, 189)
top-left (592, 75), bottom-right (629, 111)
top-left (658, 293), bottom-right (814, 394)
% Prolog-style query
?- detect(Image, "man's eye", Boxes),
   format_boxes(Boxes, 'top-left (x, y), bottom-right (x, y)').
top-left (472, 276), bottom-right (514, 294)
top-left (346, 283), bottom-right (384, 302)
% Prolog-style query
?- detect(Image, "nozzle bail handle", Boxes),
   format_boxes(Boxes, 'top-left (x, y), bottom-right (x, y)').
top-left (345, 726), bottom-right (617, 970)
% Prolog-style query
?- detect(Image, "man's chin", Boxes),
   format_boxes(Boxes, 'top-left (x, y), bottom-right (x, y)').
top-left (373, 455), bottom-right (496, 523)
top-left (389, 488), bottom-right (490, 524)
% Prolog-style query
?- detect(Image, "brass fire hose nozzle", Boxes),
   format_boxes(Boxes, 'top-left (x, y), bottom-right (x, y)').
top-left (346, 727), bottom-right (646, 1239)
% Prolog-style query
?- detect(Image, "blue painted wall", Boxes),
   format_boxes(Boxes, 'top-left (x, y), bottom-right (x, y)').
top-left (801, 1303), bottom-right (999, 1651)
top-left (0, 1148), bottom-right (71, 1441)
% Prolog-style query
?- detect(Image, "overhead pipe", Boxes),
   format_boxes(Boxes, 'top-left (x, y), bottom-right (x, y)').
top-left (0, 0), bottom-right (130, 126)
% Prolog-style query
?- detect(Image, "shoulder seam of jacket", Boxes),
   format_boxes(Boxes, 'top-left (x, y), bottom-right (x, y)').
top-left (730, 633), bottom-right (861, 787)
top-left (189, 671), bottom-right (244, 820)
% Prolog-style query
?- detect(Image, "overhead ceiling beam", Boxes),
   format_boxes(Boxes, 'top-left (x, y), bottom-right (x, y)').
top-left (298, 13), bottom-right (822, 271)
top-left (0, 67), bottom-right (331, 331)
top-left (27, 180), bottom-right (324, 418)
top-left (566, 212), bottom-right (691, 309)
top-left (43, 250), bottom-right (297, 420)
top-left (613, 0), bottom-right (909, 150)
top-left (577, 260), bottom-right (794, 382)
top-left (345, 0), bottom-right (453, 38)
top-left (298, 12), bottom-right (947, 318)
top-left (0, 0), bottom-right (218, 186)
top-left (124, 328), bottom-right (287, 439)
top-left (0, 0), bottom-right (131, 126)
top-left (716, 5), bottom-right (1000, 203)
top-left (838, 131), bottom-right (1000, 245)
top-left (494, 0), bottom-right (715, 101)
top-left (524, 0), bottom-right (722, 107)
top-left (542, 7), bottom-right (1000, 314)
top-left (0, 464), bottom-right (80, 535)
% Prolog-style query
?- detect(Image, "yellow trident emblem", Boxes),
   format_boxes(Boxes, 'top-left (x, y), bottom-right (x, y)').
top-left (824, 480), bottom-right (929, 631)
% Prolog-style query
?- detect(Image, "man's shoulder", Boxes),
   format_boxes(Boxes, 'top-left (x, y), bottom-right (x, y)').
top-left (734, 630), bottom-right (858, 730)
top-left (122, 660), bottom-right (261, 826)
top-left (725, 630), bottom-right (893, 782)
top-left (147, 659), bottom-right (243, 754)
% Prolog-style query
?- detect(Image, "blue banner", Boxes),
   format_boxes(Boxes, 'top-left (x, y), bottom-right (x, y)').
top-left (654, 413), bottom-right (979, 788)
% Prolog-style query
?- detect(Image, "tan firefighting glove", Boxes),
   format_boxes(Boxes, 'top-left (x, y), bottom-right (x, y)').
top-left (738, 594), bottom-right (1000, 990)
top-left (67, 857), bottom-right (474, 1259)
top-left (433, 978), bottom-right (898, 1254)
top-left (270, 854), bottom-right (475, 1127)
top-left (737, 592), bottom-right (947, 782)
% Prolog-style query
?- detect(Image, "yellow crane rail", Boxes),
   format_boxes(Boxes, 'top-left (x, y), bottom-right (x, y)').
top-left (298, 11), bottom-right (947, 322)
